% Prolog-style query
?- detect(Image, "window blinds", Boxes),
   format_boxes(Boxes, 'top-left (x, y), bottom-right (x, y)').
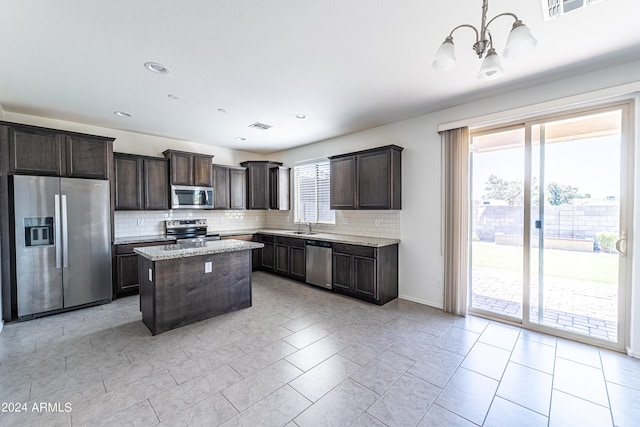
top-left (294, 160), bottom-right (335, 224)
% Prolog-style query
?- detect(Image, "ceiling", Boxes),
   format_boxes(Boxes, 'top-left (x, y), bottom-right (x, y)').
top-left (1, 0), bottom-right (639, 154)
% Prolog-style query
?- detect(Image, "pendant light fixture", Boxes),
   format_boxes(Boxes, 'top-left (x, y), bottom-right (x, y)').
top-left (432, 0), bottom-right (537, 80)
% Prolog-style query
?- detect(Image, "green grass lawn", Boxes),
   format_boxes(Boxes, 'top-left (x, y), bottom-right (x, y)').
top-left (472, 241), bottom-right (618, 285)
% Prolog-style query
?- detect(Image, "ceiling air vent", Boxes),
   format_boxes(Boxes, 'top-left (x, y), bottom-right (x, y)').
top-left (543, 0), bottom-right (607, 21)
top-left (248, 122), bottom-right (273, 130)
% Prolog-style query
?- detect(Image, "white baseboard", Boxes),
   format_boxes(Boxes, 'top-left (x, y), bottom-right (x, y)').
top-left (398, 294), bottom-right (443, 310)
top-left (626, 347), bottom-right (640, 359)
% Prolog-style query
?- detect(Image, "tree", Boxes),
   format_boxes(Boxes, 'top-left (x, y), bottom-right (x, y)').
top-left (546, 182), bottom-right (579, 206)
top-left (482, 175), bottom-right (524, 205)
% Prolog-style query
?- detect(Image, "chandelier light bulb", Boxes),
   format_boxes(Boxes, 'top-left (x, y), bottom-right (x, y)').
top-left (432, 36), bottom-right (457, 71)
top-left (503, 21), bottom-right (538, 59)
top-left (477, 48), bottom-right (504, 80)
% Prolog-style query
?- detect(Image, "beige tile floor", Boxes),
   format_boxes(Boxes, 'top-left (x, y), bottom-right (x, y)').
top-left (1, 271), bottom-right (639, 426)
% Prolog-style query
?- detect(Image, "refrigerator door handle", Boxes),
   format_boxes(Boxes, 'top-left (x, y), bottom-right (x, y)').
top-left (55, 194), bottom-right (62, 269)
top-left (61, 194), bottom-right (69, 268)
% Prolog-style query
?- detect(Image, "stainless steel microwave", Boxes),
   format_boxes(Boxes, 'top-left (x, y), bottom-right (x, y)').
top-left (170, 185), bottom-right (214, 209)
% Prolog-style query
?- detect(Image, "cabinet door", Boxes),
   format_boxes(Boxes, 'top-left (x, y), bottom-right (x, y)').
top-left (269, 167), bottom-right (290, 210)
top-left (332, 252), bottom-right (352, 293)
top-left (169, 152), bottom-right (193, 185)
top-left (261, 242), bottom-right (275, 271)
top-left (353, 256), bottom-right (376, 300)
top-left (289, 246), bottom-right (306, 281)
top-left (114, 155), bottom-right (142, 210)
top-left (269, 168), bottom-right (279, 210)
top-left (275, 244), bottom-right (289, 275)
top-left (117, 253), bottom-right (140, 293)
top-left (213, 165), bottom-right (230, 209)
top-left (193, 155), bottom-right (213, 187)
top-left (9, 127), bottom-right (63, 175)
top-left (65, 135), bottom-right (111, 179)
top-left (330, 156), bottom-right (356, 209)
top-left (247, 163), bottom-right (269, 209)
top-left (229, 167), bottom-right (246, 209)
top-left (144, 158), bottom-right (169, 209)
top-left (357, 150), bottom-right (390, 209)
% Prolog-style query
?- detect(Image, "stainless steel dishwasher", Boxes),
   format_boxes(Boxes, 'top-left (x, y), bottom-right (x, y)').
top-left (305, 240), bottom-right (332, 289)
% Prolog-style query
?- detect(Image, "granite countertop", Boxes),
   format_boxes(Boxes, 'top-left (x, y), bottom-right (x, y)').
top-left (255, 230), bottom-right (400, 247)
top-left (117, 229), bottom-right (400, 248)
top-left (134, 239), bottom-right (264, 261)
top-left (114, 234), bottom-right (177, 245)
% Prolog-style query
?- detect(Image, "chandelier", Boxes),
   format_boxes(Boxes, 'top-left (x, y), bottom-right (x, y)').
top-left (432, 0), bottom-right (537, 80)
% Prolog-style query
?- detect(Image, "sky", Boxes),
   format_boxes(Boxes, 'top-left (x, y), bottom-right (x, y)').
top-left (472, 135), bottom-right (621, 202)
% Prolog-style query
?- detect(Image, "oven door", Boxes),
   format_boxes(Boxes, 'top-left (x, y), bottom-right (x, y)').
top-left (171, 186), bottom-right (214, 209)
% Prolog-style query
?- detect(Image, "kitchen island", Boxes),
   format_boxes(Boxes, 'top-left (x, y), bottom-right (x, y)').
top-left (134, 239), bottom-right (263, 335)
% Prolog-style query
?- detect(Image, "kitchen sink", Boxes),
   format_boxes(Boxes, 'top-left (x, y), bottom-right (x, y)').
top-left (288, 231), bottom-right (318, 235)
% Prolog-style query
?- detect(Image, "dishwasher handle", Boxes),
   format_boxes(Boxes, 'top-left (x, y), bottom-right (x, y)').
top-left (305, 240), bottom-right (332, 248)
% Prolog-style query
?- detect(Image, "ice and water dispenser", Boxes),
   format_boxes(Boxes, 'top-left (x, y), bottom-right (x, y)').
top-left (24, 217), bottom-right (54, 247)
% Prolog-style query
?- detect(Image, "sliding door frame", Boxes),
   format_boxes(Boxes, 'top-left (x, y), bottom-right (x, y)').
top-left (469, 99), bottom-right (634, 352)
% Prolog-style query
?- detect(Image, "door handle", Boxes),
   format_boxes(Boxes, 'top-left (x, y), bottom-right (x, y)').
top-left (61, 195), bottom-right (69, 268)
top-left (615, 231), bottom-right (627, 256)
top-left (54, 194), bottom-right (62, 269)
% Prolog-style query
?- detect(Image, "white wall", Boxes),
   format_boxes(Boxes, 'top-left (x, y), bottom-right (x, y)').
top-left (268, 59), bottom-right (640, 354)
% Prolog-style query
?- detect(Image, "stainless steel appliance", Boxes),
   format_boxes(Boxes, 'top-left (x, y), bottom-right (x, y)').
top-left (170, 185), bottom-right (214, 209)
top-left (165, 219), bottom-right (220, 243)
top-left (305, 240), bottom-right (332, 289)
top-left (13, 176), bottom-right (112, 319)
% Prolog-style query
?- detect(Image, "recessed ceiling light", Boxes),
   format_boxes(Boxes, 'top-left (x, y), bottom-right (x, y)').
top-left (167, 94), bottom-right (180, 100)
top-left (144, 62), bottom-right (170, 74)
top-left (217, 108), bottom-right (227, 113)
top-left (295, 114), bottom-right (307, 119)
top-left (235, 137), bottom-right (246, 141)
top-left (114, 111), bottom-right (132, 118)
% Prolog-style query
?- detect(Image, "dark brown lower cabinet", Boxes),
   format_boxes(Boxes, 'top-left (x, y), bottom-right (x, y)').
top-left (256, 234), bottom-right (305, 282)
top-left (289, 246), bottom-right (306, 281)
top-left (275, 244), bottom-right (289, 275)
top-left (332, 243), bottom-right (398, 305)
top-left (113, 240), bottom-right (174, 298)
top-left (260, 235), bottom-right (275, 272)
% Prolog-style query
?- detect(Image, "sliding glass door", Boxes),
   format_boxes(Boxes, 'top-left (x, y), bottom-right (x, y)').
top-left (469, 103), bottom-right (632, 349)
top-left (528, 108), bottom-right (629, 345)
top-left (469, 126), bottom-right (525, 321)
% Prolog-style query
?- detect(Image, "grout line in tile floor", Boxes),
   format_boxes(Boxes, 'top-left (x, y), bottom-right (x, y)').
top-left (0, 271), bottom-right (639, 426)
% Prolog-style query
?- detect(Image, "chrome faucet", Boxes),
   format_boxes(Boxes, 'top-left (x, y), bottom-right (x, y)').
top-left (307, 222), bottom-right (313, 234)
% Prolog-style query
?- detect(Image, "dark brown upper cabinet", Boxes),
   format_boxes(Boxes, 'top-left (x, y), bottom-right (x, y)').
top-left (114, 153), bottom-right (169, 210)
top-left (269, 166), bottom-right (290, 210)
top-left (143, 157), bottom-right (170, 209)
top-left (329, 145), bottom-right (402, 210)
top-left (5, 123), bottom-right (113, 179)
top-left (213, 164), bottom-right (246, 210)
top-left (163, 150), bottom-right (213, 187)
top-left (229, 166), bottom-right (247, 210)
top-left (240, 161), bottom-right (289, 210)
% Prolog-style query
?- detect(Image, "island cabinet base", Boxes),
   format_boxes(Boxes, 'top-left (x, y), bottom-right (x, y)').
top-left (139, 250), bottom-right (253, 335)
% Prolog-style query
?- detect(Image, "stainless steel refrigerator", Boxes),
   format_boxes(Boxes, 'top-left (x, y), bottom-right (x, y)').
top-left (13, 175), bottom-right (112, 319)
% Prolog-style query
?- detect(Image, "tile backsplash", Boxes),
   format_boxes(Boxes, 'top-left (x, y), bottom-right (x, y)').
top-left (114, 209), bottom-right (400, 239)
top-left (114, 210), bottom-right (265, 238)
top-left (265, 210), bottom-right (401, 239)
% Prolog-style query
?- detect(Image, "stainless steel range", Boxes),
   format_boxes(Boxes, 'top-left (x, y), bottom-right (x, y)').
top-left (165, 219), bottom-right (220, 243)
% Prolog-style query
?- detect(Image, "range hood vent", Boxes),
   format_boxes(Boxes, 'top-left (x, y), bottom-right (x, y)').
top-left (543, 0), bottom-right (606, 21)
top-left (248, 122), bottom-right (273, 130)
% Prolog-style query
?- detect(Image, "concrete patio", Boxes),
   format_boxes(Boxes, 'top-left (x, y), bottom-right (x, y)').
top-left (471, 266), bottom-right (618, 342)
